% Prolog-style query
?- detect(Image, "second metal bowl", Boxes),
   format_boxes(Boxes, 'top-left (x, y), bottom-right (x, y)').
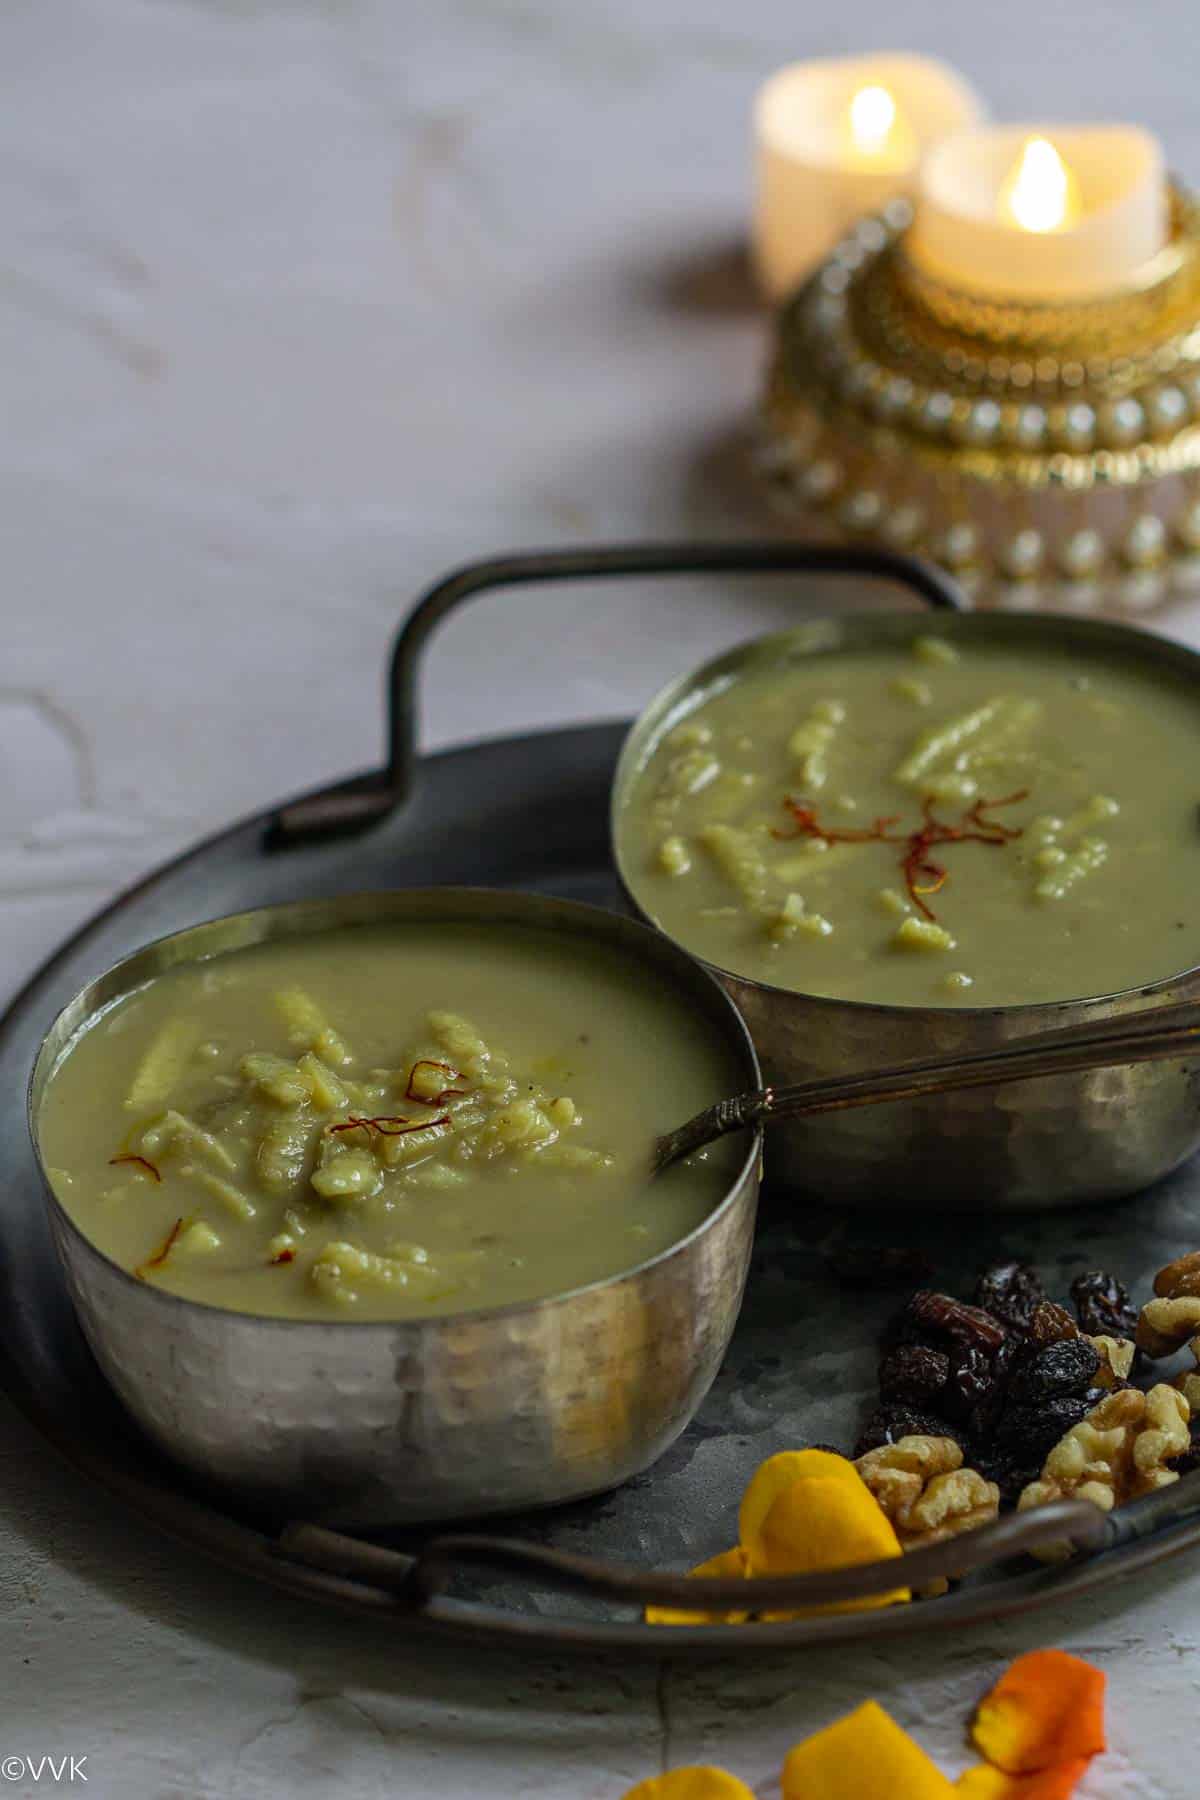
top-left (613, 610), bottom-right (1200, 1211)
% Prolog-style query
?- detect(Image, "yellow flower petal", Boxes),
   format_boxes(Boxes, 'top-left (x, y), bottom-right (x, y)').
top-left (956, 1760), bottom-right (1093, 1798)
top-left (645, 1547), bottom-right (751, 1627)
top-left (739, 1450), bottom-right (864, 1566)
top-left (622, 1767), bottom-right (756, 1800)
top-left (956, 1767), bottom-right (1009, 1798)
top-left (741, 1457), bottom-right (909, 1614)
top-left (782, 1700), bottom-right (957, 1798)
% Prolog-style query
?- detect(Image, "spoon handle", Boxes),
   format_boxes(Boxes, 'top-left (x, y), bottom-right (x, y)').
top-left (655, 996), bottom-right (1200, 1172)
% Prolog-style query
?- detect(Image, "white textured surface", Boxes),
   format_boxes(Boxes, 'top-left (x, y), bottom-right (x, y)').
top-left (4, 1), bottom-right (1200, 1793)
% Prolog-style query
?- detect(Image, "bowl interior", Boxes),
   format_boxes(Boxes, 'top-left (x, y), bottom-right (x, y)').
top-left (29, 886), bottom-right (763, 1328)
top-left (611, 608), bottom-right (1200, 1019)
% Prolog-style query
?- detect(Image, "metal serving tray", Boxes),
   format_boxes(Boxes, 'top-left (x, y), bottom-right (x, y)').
top-left (3, 542), bottom-right (1198, 1652)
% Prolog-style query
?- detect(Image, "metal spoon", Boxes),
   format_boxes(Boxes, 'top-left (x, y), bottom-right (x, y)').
top-left (653, 995), bottom-right (1200, 1174)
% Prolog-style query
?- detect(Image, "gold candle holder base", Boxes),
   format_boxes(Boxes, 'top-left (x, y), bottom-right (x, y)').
top-left (760, 184), bottom-right (1200, 607)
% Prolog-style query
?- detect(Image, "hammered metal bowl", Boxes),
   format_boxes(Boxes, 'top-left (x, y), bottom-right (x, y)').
top-left (29, 889), bottom-right (761, 1528)
top-left (613, 609), bottom-right (1200, 1210)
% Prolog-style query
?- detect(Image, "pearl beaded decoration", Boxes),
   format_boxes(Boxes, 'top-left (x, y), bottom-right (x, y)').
top-left (762, 186), bottom-right (1200, 600)
top-left (1122, 513), bottom-right (1169, 569)
top-left (1173, 498), bottom-right (1200, 551)
top-left (997, 528), bottom-right (1046, 581)
top-left (1058, 528), bottom-right (1106, 581)
top-left (929, 520), bottom-right (980, 570)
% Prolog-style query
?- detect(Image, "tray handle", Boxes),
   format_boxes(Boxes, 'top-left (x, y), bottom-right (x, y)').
top-left (274, 1494), bottom-right (1115, 1618)
top-left (270, 541), bottom-right (964, 846)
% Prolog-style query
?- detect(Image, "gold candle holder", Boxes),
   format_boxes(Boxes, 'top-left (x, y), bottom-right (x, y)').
top-left (760, 184), bottom-right (1200, 605)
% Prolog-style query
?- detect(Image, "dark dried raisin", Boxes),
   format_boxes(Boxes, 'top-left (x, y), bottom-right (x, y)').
top-left (1025, 1300), bottom-right (1081, 1347)
top-left (977, 1450), bottom-right (1042, 1510)
top-left (853, 1405), bottom-right (964, 1459)
top-left (906, 1290), bottom-right (1007, 1351)
top-left (826, 1245), bottom-right (935, 1288)
top-left (878, 1344), bottom-right (950, 1405)
top-left (965, 1337), bottom-right (1021, 1446)
top-left (1070, 1269), bottom-right (1139, 1340)
top-left (994, 1392), bottom-right (1097, 1465)
top-left (1007, 1338), bottom-right (1101, 1407)
top-left (973, 1262), bottom-right (1046, 1334)
top-left (943, 1343), bottom-right (1000, 1424)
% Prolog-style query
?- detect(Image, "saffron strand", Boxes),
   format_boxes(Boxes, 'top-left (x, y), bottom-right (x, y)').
top-left (775, 791), bottom-right (1029, 922)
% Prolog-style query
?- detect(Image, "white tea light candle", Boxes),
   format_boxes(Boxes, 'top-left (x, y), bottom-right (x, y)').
top-left (908, 124), bottom-right (1168, 301)
top-left (753, 53), bottom-right (985, 301)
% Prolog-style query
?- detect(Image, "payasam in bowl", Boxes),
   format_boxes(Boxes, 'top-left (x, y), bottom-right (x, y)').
top-left (30, 890), bottom-right (760, 1524)
top-left (614, 612), bottom-right (1200, 1208)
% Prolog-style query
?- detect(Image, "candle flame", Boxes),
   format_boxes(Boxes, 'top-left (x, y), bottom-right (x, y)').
top-left (1001, 135), bottom-right (1080, 234)
top-left (848, 84), bottom-right (897, 154)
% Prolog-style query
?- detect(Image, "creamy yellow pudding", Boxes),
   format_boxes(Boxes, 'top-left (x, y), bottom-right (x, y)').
top-left (617, 632), bottom-right (1200, 1007)
top-left (38, 922), bottom-right (743, 1320)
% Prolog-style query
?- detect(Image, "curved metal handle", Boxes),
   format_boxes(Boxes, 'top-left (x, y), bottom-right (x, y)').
top-left (269, 542), bottom-right (964, 845)
top-left (275, 1495), bottom-right (1111, 1618)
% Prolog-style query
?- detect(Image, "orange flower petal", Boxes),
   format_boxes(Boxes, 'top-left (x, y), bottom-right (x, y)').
top-left (645, 1548), bottom-right (751, 1627)
top-left (970, 1651), bottom-right (1106, 1773)
top-left (621, 1767), bottom-right (756, 1799)
top-left (957, 1759), bottom-right (1093, 1799)
top-left (782, 1700), bottom-right (957, 1798)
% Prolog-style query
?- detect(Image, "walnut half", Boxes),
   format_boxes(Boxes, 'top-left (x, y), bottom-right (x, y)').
top-left (1017, 1385), bottom-right (1191, 1561)
top-left (855, 1435), bottom-right (999, 1596)
top-left (1138, 1251), bottom-right (1200, 1357)
top-left (1175, 1369), bottom-right (1200, 1412)
top-left (1088, 1334), bottom-right (1136, 1387)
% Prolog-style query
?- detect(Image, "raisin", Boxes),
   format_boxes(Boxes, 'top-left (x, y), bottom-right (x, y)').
top-left (878, 1344), bottom-right (950, 1405)
top-left (905, 1290), bottom-right (1007, 1352)
top-left (853, 1405), bottom-right (964, 1459)
top-left (994, 1392), bottom-right (1097, 1465)
top-left (1024, 1300), bottom-right (1081, 1347)
top-left (973, 1262), bottom-right (1046, 1334)
top-left (826, 1245), bottom-right (935, 1288)
top-left (1006, 1338), bottom-right (1101, 1407)
top-left (943, 1343), bottom-right (1000, 1425)
top-left (978, 1451), bottom-right (1042, 1510)
top-left (1070, 1269), bottom-right (1139, 1340)
top-left (965, 1337), bottom-right (1021, 1446)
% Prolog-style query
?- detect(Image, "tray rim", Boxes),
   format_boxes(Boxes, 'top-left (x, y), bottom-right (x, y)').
top-left (4, 718), bottom-right (1200, 1655)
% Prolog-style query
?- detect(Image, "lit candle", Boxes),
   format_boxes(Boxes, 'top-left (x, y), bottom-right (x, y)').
top-left (753, 54), bottom-right (985, 300)
top-left (907, 124), bottom-right (1168, 300)
top-left (999, 136), bottom-right (1080, 235)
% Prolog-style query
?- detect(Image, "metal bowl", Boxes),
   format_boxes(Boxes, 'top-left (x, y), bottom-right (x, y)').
top-left (28, 889), bottom-right (761, 1528)
top-left (613, 610), bottom-right (1200, 1211)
